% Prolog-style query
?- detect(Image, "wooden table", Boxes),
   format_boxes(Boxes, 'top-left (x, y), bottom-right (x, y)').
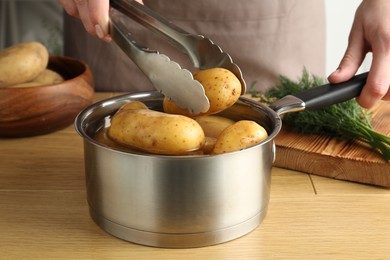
top-left (1, 92), bottom-right (390, 259)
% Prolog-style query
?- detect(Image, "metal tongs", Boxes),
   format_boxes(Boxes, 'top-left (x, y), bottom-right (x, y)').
top-left (110, 0), bottom-right (246, 114)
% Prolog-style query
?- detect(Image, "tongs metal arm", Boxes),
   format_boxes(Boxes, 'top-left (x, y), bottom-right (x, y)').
top-left (110, 12), bottom-right (152, 64)
top-left (110, 0), bottom-right (246, 93)
top-left (110, 0), bottom-right (195, 63)
top-left (110, 8), bottom-right (210, 114)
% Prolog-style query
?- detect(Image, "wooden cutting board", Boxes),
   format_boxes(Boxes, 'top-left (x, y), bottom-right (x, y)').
top-left (273, 101), bottom-right (390, 188)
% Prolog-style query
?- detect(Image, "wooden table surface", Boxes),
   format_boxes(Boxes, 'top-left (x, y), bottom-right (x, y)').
top-left (1, 92), bottom-right (390, 259)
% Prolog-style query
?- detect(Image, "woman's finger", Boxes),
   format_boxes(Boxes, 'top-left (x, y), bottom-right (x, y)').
top-left (73, 0), bottom-right (96, 35)
top-left (327, 21), bottom-right (366, 84)
top-left (356, 39), bottom-right (390, 108)
top-left (59, 0), bottom-right (143, 41)
top-left (88, 0), bottom-right (111, 41)
top-left (58, 0), bottom-right (79, 17)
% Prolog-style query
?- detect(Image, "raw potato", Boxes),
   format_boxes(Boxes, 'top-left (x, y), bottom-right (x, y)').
top-left (163, 68), bottom-right (242, 117)
top-left (195, 115), bottom-right (235, 138)
top-left (212, 120), bottom-right (268, 154)
top-left (203, 137), bottom-right (217, 155)
top-left (117, 101), bottom-right (148, 112)
top-left (6, 69), bottom-right (64, 88)
top-left (0, 41), bottom-right (49, 87)
top-left (195, 115), bottom-right (235, 154)
top-left (108, 101), bottom-right (206, 155)
top-left (4, 81), bottom-right (42, 88)
top-left (33, 69), bottom-right (64, 85)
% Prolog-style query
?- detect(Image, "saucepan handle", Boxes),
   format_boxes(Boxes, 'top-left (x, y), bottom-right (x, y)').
top-left (269, 72), bottom-right (368, 115)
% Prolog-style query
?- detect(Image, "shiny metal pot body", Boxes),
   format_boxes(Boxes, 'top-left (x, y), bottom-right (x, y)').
top-left (75, 91), bottom-right (281, 248)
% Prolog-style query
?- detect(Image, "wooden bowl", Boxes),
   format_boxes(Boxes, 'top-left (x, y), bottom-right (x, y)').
top-left (0, 56), bottom-right (95, 137)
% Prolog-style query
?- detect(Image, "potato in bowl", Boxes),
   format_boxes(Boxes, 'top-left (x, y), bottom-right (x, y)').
top-left (0, 41), bottom-right (94, 137)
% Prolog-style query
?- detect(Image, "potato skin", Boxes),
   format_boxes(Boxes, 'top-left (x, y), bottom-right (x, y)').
top-left (0, 41), bottom-right (49, 87)
top-left (203, 137), bottom-right (217, 155)
top-left (195, 115), bottom-right (235, 138)
top-left (5, 69), bottom-right (64, 88)
top-left (33, 69), bottom-right (64, 85)
top-left (163, 68), bottom-right (242, 117)
top-left (3, 81), bottom-right (42, 88)
top-left (212, 120), bottom-right (268, 154)
top-left (108, 103), bottom-right (206, 155)
top-left (117, 101), bottom-right (149, 112)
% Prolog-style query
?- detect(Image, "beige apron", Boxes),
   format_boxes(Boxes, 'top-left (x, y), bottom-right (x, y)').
top-left (64, 0), bottom-right (325, 92)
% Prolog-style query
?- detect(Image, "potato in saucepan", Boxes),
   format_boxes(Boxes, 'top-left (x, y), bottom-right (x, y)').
top-left (212, 120), bottom-right (268, 154)
top-left (117, 101), bottom-right (149, 112)
top-left (108, 101), bottom-right (206, 155)
top-left (195, 115), bottom-right (235, 138)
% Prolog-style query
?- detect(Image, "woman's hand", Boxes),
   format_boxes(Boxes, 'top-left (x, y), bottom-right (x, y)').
top-left (328, 0), bottom-right (390, 108)
top-left (58, 0), bottom-right (144, 42)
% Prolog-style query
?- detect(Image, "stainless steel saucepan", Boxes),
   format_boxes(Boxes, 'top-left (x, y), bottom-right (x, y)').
top-left (75, 72), bottom-right (367, 248)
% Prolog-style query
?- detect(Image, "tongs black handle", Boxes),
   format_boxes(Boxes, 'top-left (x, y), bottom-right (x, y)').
top-left (269, 72), bottom-right (367, 115)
